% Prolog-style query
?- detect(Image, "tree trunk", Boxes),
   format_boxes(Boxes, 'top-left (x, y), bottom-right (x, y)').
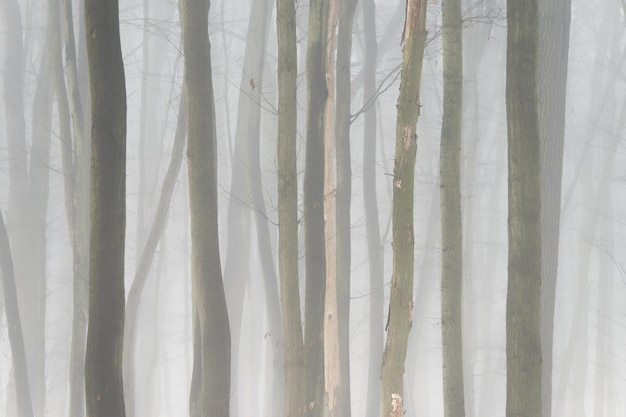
top-left (276, 0), bottom-right (306, 415)
top-left (505, 0), bottom-right (542, 415)
top-left (380, 1), bottom-right (428, 416)
top-left (123, 90), bottom-right (187, 417)
top-left (84, 0), bottom-right (128, 414)
top-left (323, 1), bottom-right (340, 415)
top-left (537, 1), bottom-right (570, 416)
top-left (304, 0), bottom-right (330, 415)
top-left (440, 0), bottom-right (465, 414)
top-left (25, 3), bottom-right (56, 413)
top-left (361, 1), bottom-right (384, 416)
top-left (0, 211), bottom-right (34, 417)
top-left (335, 1), bottom-right (356, 415)
top-left (180, 0), bottom-right (231, 415)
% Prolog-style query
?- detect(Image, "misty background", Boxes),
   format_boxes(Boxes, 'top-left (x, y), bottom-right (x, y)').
top-left (0, 0), bottom-right (625, 416)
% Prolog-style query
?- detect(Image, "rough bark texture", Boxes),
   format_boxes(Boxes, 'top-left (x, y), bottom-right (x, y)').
top-left (84, 0), bottom-right (128, 414)
top-left (380, 1), bottom-right (427, 417)
top-left (537, 1), bottom-right (570, 416)
top-left (334, 1), bottom-right (356, 415)
top-left (506, 0), bottom-right (542, 416)
top-left (276, 0), bottom-right (306, 415)
top-left (0, 211), bottom-right (34, 417)
top-left (304, 0), bottom-right (330, 415)
top-left (440, 0), bottom-right (465, 414)
top-left (180, 0), bottom-right (231, 415)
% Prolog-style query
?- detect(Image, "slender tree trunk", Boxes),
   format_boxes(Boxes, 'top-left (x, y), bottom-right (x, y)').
top-left (221, 0), bottom-right (274, 411)
top-left (276, 0), bottom-right (306, 415)
top-left (26, 3), bottom-right (56, 413)
top-left (123, 91), bottom-right (187, 417)
top-left (537, 1), bottom-right (571, 416)
top-left (180, 0), bottom-right (231, 415)
top-left (84, 0), bottom-right (128, 414)
top-left (505, 0), bottom-right (542, 415)
top-left (380, 1), bottom-right (428, 416)
top-left (0, 212), bottom-right (34, 417)
top-left (335, 1), bottom-right (356, 416)
top-left (304, 0), bottom-right (330, 415)
top-left (59, 1), bottom-right (91, 416)
top-left (323, 1), bottom-right (340, 416)
top-left (440, 0), bottom-right (465, 414)
top-left (361, 1), bottom-right (384, 416)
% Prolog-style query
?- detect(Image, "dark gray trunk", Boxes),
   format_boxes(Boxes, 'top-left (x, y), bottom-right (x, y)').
top-left (84, 0), bottom-right (128, 414)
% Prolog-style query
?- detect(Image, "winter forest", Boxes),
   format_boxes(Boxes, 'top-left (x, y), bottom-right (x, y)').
top-left (0, 0), bottom-right (625, 416)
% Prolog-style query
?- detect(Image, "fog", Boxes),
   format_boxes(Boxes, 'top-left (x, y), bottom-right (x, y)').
top-left (1, 0), bottom-right (625, 416)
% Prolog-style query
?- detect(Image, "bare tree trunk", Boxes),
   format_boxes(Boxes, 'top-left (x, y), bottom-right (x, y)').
top-left (0, 212), bottom-right (34, 417)
top-left (538, 1), bottom-right (571, 415)
top-left (58, 1), bottom-right (91, 416)
top-left (221, 0), bottom-right (274, 411)
top-left (304, 1), bottom-right (330, 415)
top-left (26, 3), bottom-right (56, 413)
top-left (380, 1), bottom-right (428, 416)
top-left (361, 2), bottom-right (384, 416)
top-left (276, 0), bottom-right (306, 415)
top-left (84, 0), bottom-right (128, 413)
top-left (180, 0), bottom-right (231, 415)
top-left (335, 1), bottom-right (356, 415)
top-left (506, 0), bottom-right (542, 415)
top-left (323, 1), bottom-right (340, 416)
top-left (123, 91), bottom-right (187, 417)
top-left (440, 0), bottom-right (465, 414)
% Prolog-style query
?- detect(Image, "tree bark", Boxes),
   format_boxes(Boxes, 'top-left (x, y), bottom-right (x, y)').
top-left (361, 1), bottom-right (384, 416)
top-left (440, 0), bottom-right (465, 414)
top-left (84, 0), bottom-right (128, 414)
top-left (335, 1), bottom-right (356, 415)
top-left (323, 1), bottom-right (340, 415)
top-left (537, 1), bottom-right (570, 416)
top-left (380, 1), bottom-right (428, 417)
top-left (505, 0), bottom-right (542, 415)
top-left (276, 0), bottom-right (306, 415)
top-left (0, 211), bottom-right (34, 417)
top-left (304, 0), bottom-right (330, 415)
top-left (180, 0), bottom-right (231, 415)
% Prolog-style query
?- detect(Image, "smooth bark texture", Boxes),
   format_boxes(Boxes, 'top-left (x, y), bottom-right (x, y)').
top-left (221, 0), bottom-right (283, 412)
top-left (180, 0), bottom-right (231, 415)
top-left (506, 0), bottom-right (542, 416)
top-left (123, 91), bottom-right (187, 417)
top-left (323, 1), bottom-right (339, 415)
top-left (222, 2), bottom-right (274, 411)
top-left (1, 1), bottom-right (39, 413)
top-left (537, 1), bottom-right (570, 416)
top-left (84, 0), bottom-right (128, 414)
top-left (0, 211), bottom-right (34, 417)
top-left (276, 0), bottom-right (306, 415)
top-left (304, 0), bottom-right (330, 415)
top-left (362, 2), bottom-right (384, 416)
top-left (380, 1), bottom-right (427, 417)
top-left (334, 1), bottom-right (357, 415)
top-left (440, 0), bottom-right (465, 414)
top-left (25, 3), bottom-right (56, 413)
top-left (56, 1), bottom-right (91, 414)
